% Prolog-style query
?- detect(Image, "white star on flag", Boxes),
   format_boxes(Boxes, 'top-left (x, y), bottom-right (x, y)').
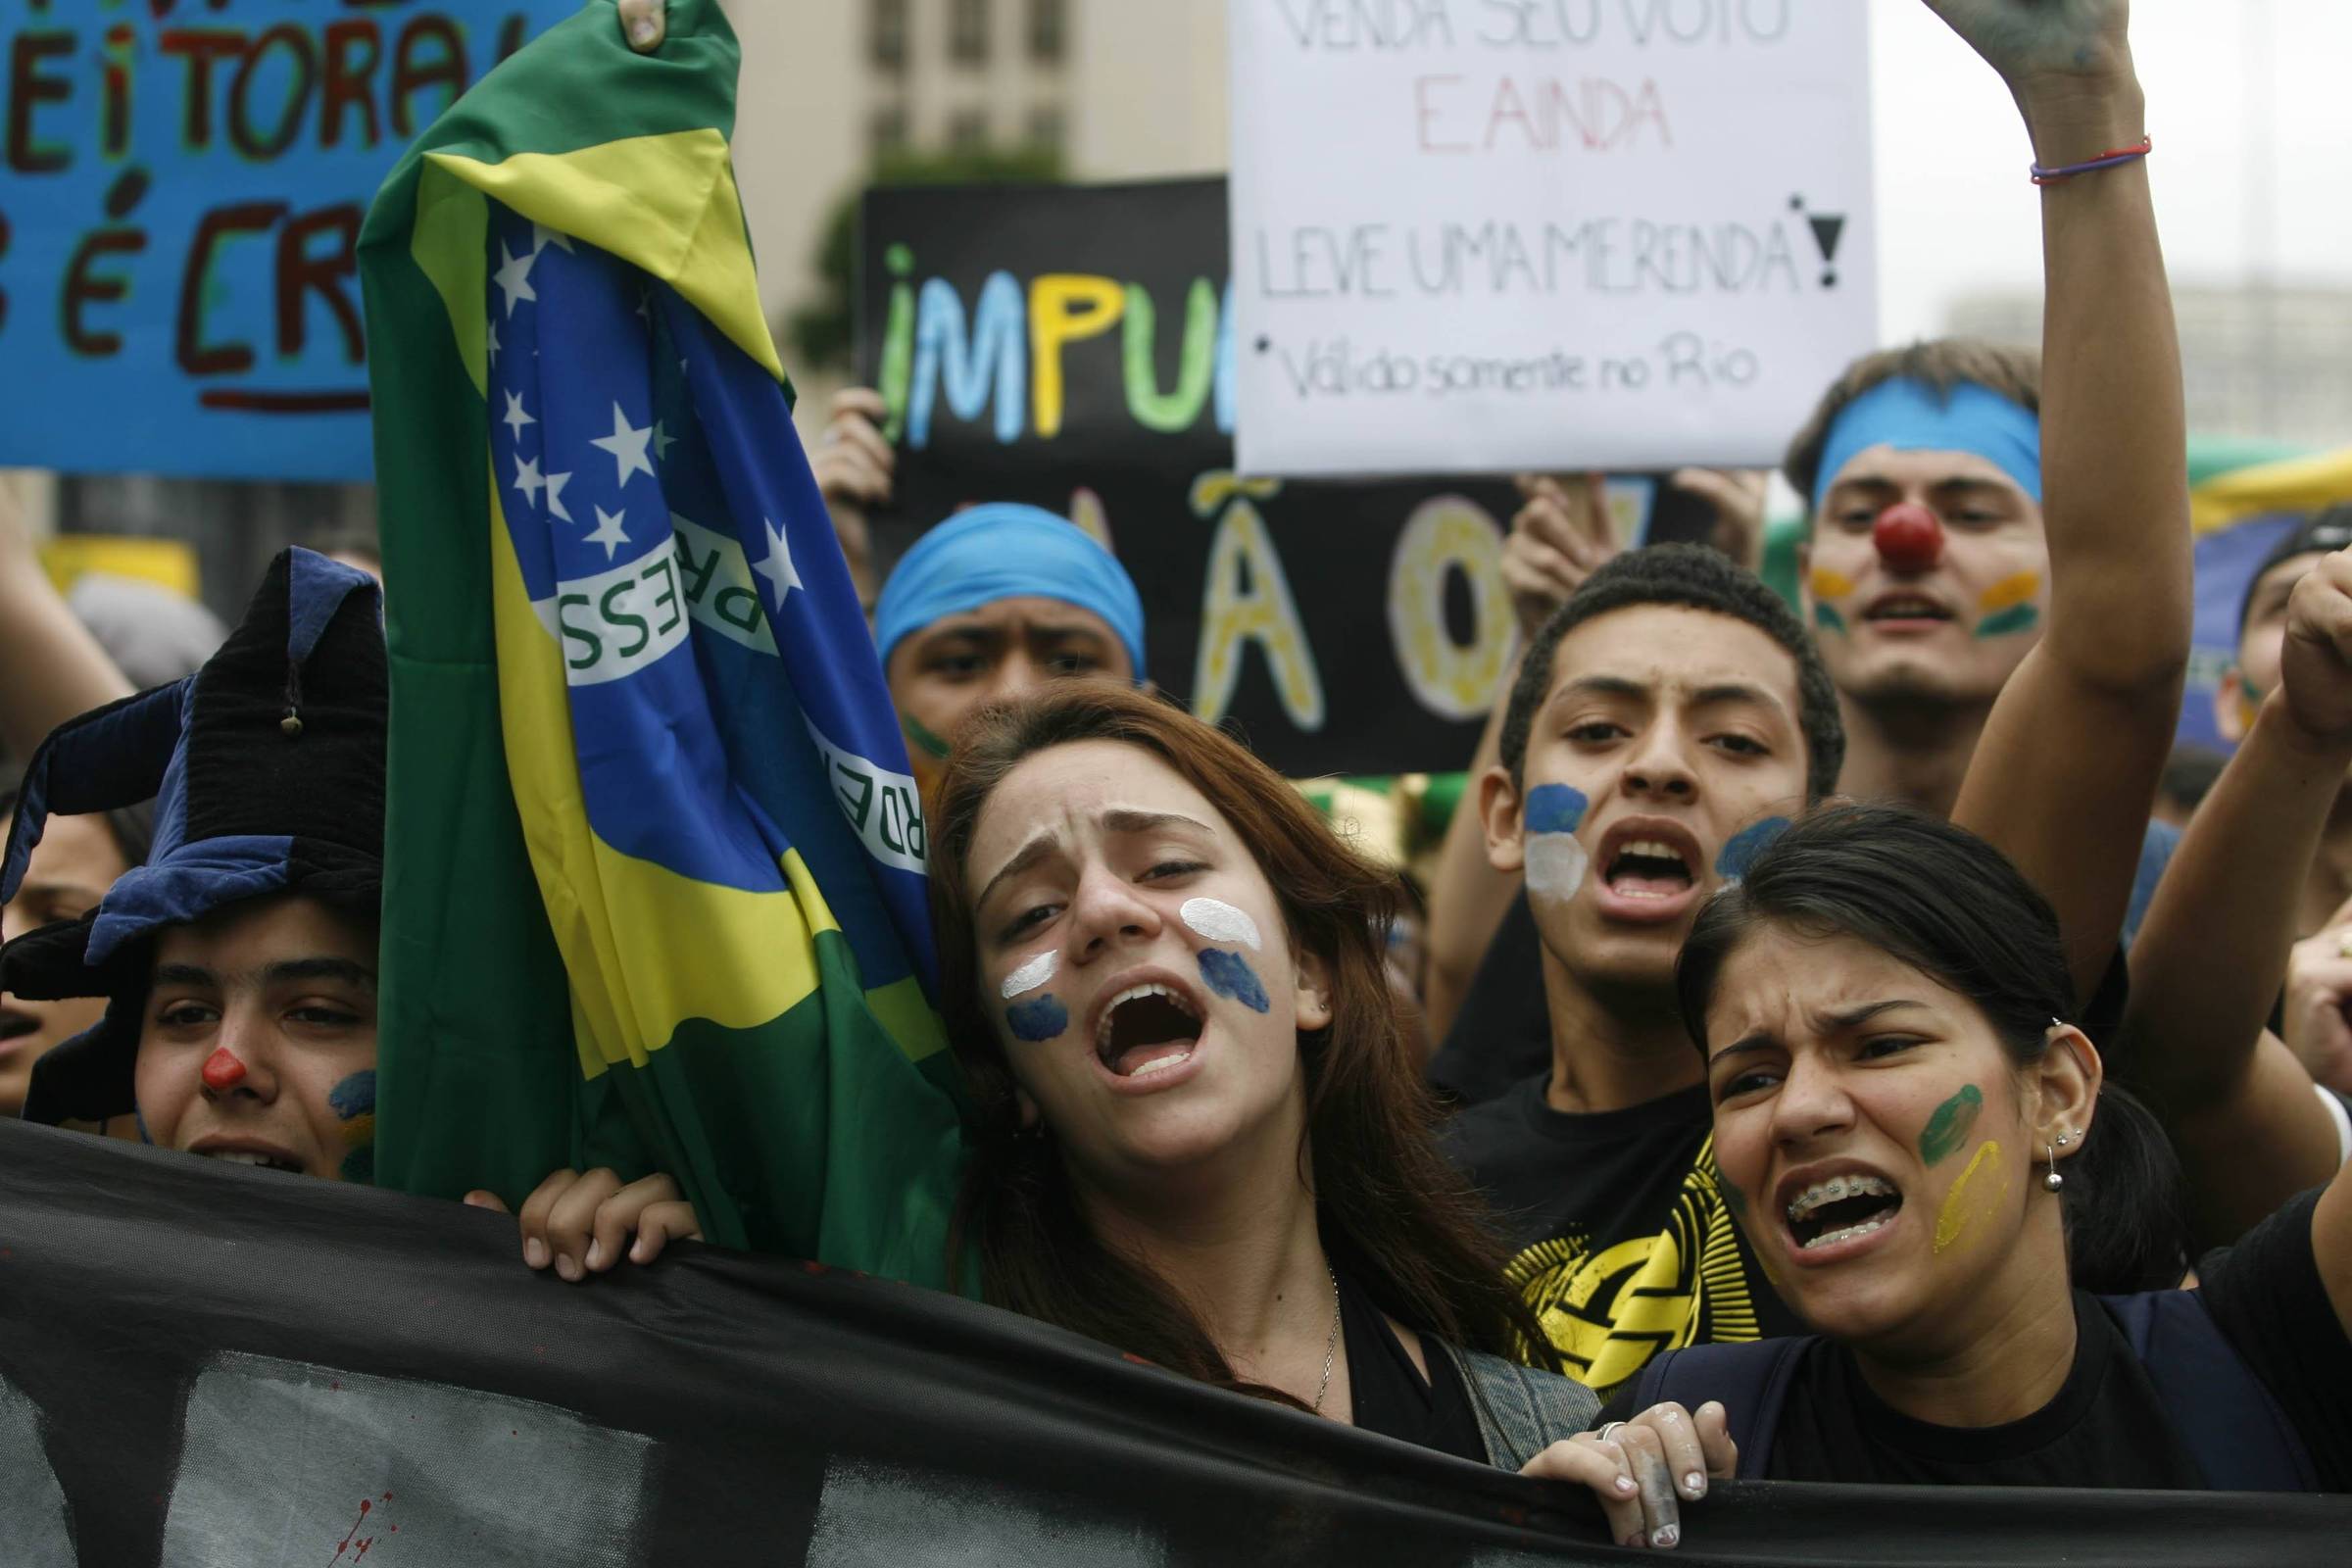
top-left (753, 517), bottom-right (802, 602)
top-left (512, 453), bottom-right (546, 508)
top-left (652, 420), bottom-right (676, 464)
top-left (487, 320), bottom-right (500, 366)
top-left (531, 220), bottom-right (575, 254)
top-left (492, 241), bottom-right (538, 317)
top-left (543, 468), bottom-right (574, 523)
top-left (585, 506), bottom-right (632, 562)
top-left (589, 402), bottom-right (656, 486)
top-left (501, 389), bottom-right (534, 442)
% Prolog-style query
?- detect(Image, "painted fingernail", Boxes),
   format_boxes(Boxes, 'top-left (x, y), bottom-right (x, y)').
top-left (586, 1239), bottom-right (607, 1270)
top-left (632, 1237), bottom-right (651, 1263)
top-left (1686, 1472), bottom-right (1705, 1495)
top-left (1614, 1476), bottom-right (1637, 1493)
top-left (555, 1252), bottom-right (581, 1281)
top-left (1623, 1533), bottom-right (1647, 1548)
top-left (523, 1237), bottom-right (548, 1269)
top-left (1652, 1525), bottom-right (1679, 1547)
top-left (630, 19), bottom-right (658, 45)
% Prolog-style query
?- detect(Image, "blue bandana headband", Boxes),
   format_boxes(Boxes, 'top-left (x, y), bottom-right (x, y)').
top-left (874, 503), bottom-right (1149, 681)
top-left (1811, 377), bottom-right (2042, 516)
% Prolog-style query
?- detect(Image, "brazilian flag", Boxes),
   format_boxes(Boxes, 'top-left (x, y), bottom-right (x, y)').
top-left (358, 0), bottom-right (966, 1286)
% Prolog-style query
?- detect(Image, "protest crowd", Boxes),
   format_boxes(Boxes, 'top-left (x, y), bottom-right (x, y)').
top-left (4, 0), bottom-right (2352, 1559)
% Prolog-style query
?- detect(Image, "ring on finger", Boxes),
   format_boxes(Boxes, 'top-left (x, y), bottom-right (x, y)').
top-left (1594, 1422), bottom-right (1625, 1445)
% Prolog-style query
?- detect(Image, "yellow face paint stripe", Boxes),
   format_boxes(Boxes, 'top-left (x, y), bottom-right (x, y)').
top-left (1934, 1139), bottom-right (2008, 1253)
top-left (1976, 571), bottom-right (2043, 615)
top-left (1808, 566), bottom-right (1856, 601)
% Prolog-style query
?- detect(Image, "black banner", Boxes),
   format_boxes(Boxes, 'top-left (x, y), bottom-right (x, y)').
top-left (853, 177), bottom-right (1714, 778)
top-left (2, 1119), bottom-right (2343, 1564)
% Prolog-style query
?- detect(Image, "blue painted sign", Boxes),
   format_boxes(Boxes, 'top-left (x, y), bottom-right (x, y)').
top-left (0, 0), bottom-right (577, 481)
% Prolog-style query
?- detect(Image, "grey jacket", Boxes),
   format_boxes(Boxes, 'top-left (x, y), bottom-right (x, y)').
top-left (1438, 1342), bottom-right (1601, 1469)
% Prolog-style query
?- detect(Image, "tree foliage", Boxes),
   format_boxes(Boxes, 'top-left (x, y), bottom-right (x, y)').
top-left (785, 146), bottom-right (1065, 375)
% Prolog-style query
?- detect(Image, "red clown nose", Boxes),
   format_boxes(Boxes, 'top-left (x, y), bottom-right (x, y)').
top-left (201, 1048), bottom-right (248, 1091)
top-left (1873, 503), bottom-right (1944, 571)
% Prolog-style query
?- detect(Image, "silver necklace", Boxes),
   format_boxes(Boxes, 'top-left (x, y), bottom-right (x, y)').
top-left (1310, 1265), bottom-right (1342, 1415)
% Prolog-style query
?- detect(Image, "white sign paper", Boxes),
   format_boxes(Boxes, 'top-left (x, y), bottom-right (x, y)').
top-left (1228, 0), bottom-right (1877, 477)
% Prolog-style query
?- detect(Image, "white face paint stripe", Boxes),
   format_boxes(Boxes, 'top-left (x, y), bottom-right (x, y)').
top-left (1000, 949), bottom-right (1058, 1001)
top-left (1179, 898), bottom-right (1261, 952)
top-left (1523, 834), bottom-right (1591, 905)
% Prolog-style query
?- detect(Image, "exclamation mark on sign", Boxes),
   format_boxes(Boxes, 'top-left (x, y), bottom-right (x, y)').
top-left (1807, 213), bottom-right (1845, 290)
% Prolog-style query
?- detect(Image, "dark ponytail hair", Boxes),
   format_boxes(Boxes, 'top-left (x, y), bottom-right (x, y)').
top-left (1675, 804), bottom-right (2188, 1293)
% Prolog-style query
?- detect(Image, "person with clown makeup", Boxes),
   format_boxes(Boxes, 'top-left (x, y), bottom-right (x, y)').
top-left (0, 550), bottom-right (387, 1187)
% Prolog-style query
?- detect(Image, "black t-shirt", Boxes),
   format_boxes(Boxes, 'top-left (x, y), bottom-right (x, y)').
top-left (1442, 1074), bottom-right (1805, 1397)
top-left (1337, 1270), bottom-right (1486, 1462)
top-left (1426, 894), bottom-right (1550, 1107)
top-left (1596, 1189), bottom-right (2352, 1490)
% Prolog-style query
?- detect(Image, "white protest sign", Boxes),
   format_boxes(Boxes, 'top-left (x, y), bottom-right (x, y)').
top-left (1227, 0), bottom-right (1877, 477)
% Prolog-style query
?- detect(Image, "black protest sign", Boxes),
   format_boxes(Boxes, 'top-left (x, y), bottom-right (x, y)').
top-left (853, 177), bottom-right (1715, 778)
top-left (3, 1119), bottom-right (2344, 1565)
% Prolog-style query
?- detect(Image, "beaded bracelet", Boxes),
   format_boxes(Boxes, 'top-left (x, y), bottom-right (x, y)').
top-left (2030, 135), bottom-right (2152, 186)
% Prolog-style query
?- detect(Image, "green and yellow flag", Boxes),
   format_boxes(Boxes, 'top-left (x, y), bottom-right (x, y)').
top-left (358, 0), bottom-right (966, 1286)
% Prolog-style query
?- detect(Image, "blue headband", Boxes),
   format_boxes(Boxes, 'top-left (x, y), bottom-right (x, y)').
top-left (1811, 377), bottom-right (2041, 515)
top-left (874, 503), bottom-right (1148, 680)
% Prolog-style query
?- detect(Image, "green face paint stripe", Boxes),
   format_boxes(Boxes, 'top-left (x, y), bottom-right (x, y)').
top-left (903, 712), bottom-right (953, 759)
top-left (1813, 602), bottom-right (1848, 635)
top-left (1974, 603), bottom-right (2041, 639)
top-left (1918, 1083), bottom-right (1984, 1165)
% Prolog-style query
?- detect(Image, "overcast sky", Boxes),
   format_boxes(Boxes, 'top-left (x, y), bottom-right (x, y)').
top-left (1872, 0), bottom-right (2352, 341)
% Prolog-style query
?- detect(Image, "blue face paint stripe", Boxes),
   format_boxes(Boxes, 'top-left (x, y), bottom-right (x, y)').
top-left (1006, 996), bottom-right (1069, 1042)
top-left (1522, 782), bottom-right (1589, 836)
top-left (1198, 949), bottom-right (1270, 1013)
top-left (1716, 816), bottom-right (1792, 881)
top-left (327, 1069), bottom-right (377, 1121)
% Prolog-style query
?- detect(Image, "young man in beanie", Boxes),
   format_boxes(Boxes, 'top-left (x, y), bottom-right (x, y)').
top-left (0, 550), bottom-right (387, 1182)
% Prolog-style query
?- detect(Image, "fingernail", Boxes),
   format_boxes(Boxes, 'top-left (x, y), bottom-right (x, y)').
top-left (555, 1252), bottom-right (581, 1281)
top-left (1613, 1476), bottom-right (1636, 1494)
top-left (586, 1238), bottom-right (606, 1270)
top-left (632, 1237), bottom-right (652, 1263)
top-left (630, 19), bottom-right (658, 45)
top-left (1686, 1472), bottom-right (1705, 1495)
top-left (523, 1237), bottom-right (548, 1269)
top-left (1623, 1534), bottom-right (1646, 1549)
top-left (1652, 1525), bottom-right (1679, 1548)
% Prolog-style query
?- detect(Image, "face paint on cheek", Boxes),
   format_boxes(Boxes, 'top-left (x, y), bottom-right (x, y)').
top-left (1933, 1139), bottom-right (2008, 1253)
top-left (328, 1069), bottom-right (376, 1185)
top-left (1001, 950), bottom-right (1057, 1000)
top-left (1197, 950), bottom-right (1270, 1013)
top-left (1520, 784), bottom-right (1591, 905)
top-left (1005, 996), bottom-right (1069, 1042)
top-left (902, 711), bottom-right (954, 760)
top-left (1918, 1083), bottom-right (1984, 1166)
top-left (1973, 572), bottom-right (2043, 640)
top-left (1808, 568), bottom-right (1855, 637)
top-left (1179, 899), bottom-right (1261, 952)
top-left (1715, 816), bottom-right (1791, 883)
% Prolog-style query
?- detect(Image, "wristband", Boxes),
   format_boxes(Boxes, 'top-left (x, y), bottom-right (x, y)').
top-left (2030, 135), bottom-right (2152, 186)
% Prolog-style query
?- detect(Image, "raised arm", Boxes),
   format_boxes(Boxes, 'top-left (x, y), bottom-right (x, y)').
top-left (2123, 550), bottom-right (2352, 1247)
top-left (1934, 0), bottom-right (2192, 1004)
top-left (0, 481), bottom-right (133, 760)
top-left (1426, 474), bottom-right (1612, 1039)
